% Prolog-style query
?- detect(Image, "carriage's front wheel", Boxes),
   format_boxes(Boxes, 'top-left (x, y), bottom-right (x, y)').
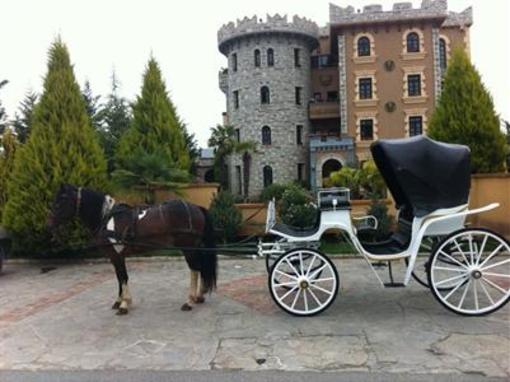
top-left (429, 228), bottom-right (510, 316)
top-left (269, 249), bottom-right (339, 316)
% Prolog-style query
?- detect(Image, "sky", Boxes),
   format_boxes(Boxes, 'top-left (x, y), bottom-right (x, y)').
top-left (1, 0), bottom-right (509, 146)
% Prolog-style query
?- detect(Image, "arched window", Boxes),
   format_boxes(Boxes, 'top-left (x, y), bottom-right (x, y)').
top-left (260, 86), bottom-right (270, 104)
top-left (267, 48), bottom-right (274, 66)
top-left (261, 126), bottom-right (271, 145)
top-left (254, 49), bottom-right (261, 67)
top-left (263, 166), bottom-right (273, 187)
top-left (406, 32), bottom-right (420, 53)
top-left (357, 36), bottom-right (371, 57)
top-left (439, 38), bottom-right (447, 70)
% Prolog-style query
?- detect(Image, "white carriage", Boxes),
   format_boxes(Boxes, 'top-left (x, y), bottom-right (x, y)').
top-left (259, 137), bottom-right (510, 317)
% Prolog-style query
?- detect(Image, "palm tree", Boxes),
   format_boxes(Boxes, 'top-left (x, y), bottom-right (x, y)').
top-left (208, 125), bottom-right (256, 195)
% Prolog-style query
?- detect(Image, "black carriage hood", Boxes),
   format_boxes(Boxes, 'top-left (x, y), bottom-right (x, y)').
top-left (370, 136), bottom-right (471, 217)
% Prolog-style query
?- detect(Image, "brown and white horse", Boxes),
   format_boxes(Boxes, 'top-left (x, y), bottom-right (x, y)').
top-left (48, 184), bottom-right (217, 315)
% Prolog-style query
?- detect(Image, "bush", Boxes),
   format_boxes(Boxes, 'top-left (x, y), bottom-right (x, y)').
top-left (366, 198), bottom-right (393, 241)
top-left (358, 160), bottom-right (385, 199)
top-left (279, 185), bottom-right (317, 228)
top-left (209, 191), bottom-right (242, 243)
top-left (259, 183), bottom-right (289, 202)
top-left (326, 166), bottom-right (360, 198)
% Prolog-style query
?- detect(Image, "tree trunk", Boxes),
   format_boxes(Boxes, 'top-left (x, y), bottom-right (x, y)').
top-left (242, 151), bottom-right (251, 200)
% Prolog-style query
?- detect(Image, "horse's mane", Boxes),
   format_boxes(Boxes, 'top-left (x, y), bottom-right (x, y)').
top-left (80, 188), bottom-right (106, 232)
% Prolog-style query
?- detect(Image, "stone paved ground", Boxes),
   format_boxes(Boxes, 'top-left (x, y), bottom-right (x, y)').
top-left (0, 257), bottom-right (509, 378)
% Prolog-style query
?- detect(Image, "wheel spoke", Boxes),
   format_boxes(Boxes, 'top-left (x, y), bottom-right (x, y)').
top-left (442, 277), bottom-right (468, 301)
top-left (299, 252), bottom-right (304, 277)
top-left (274, 281), bottom-right (299, 287)
top-left (453, 239), bottom-right (471, 266)
top-left (303, 289), bottom-right (309, 311)
top-left (481, 258), bottom-right (510, 272)
top-left (478, 244), bottom-right (504, 268)
top-left (483, 272), bottom-right (510, 279)
top-left (274, 269), bottom-right (298, 280)
top-left (310, 283), bottom-right (334, 295)
top-left (305, 254), bottom-right (316, 277)
top-left (438, 250), bottom-right (469, 269)
top-left (435, 273), bottom-right (468, 287)
top-left (475, 235), bottom-right (489, 266)
top-left (307, 287), bottom-right (322, 306)
top-left (457, 279), bottom-right (471, 309)
top-left (433, 266), bottom-right (466, 273)
top-left (291, 288), bottom-right (301, 309)
top-left (473, 279), bottom-right (479, 311)
top-left (479, 278), bottom-right (495, 305)
top-left (309, 263), bottom-right (328, 280)
top-left (310, 277), bottom-right (335, 284)
top-left (468, 234), bottom-right (475, 265)
top-left (481, 276), bottom-right (508, 295)
top-left (284, 258), bottom-right (301, 277)
top-left (279, 285), bottom-right (299, 301)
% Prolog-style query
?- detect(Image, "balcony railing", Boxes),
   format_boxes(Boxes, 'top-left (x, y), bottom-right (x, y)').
top-left (308, 101), bottom-right (340, 120)
top-left (309, 133), bottom-right (354, 152)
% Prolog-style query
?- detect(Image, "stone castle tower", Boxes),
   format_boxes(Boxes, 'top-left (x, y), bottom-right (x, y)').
top-left (218, 15), bottom-right (319, 197)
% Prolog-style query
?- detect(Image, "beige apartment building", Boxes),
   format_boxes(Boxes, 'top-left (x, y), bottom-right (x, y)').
top-left (218, 0), bottom-right (472, 195)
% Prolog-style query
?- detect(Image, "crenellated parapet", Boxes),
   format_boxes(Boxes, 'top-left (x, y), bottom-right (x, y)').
top-left (329, 0), bottom-right (449, 25)
top-left (443, 7), bottom-right (473, 27)
top-left (218, 14), bottom-right (319, 54)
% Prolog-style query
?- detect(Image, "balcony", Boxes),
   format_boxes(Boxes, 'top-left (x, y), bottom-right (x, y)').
top-left (309, 133), bottom-right (354, 152)
top-left (308, 101), bottom-right (340, 120)
top-left (218, 68), bottom-right (228, 94)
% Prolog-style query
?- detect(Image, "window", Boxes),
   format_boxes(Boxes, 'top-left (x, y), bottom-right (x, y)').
top-left (254, 49), bottom-right (261, 67)
top-left (235, 166), bottom-right (242, 194)
top-left (439, 38), bottom-right (447, 70)
top-left (406, 32), bottom-right (420, 53)
top-left (357, 36), bottom-right (371, 57)
top-left (313, 92), bottom-right (322, 102)
top-left (263, 166), bottom-right (273, 187)
top-left (409, 116), bottom-right (423, 136)
top-left (297, 163), bottom-right (304, 182)
top-left (407, 74), bottom-right (421, 96)
top-left (294, 48), bottom-right (301, 67)
top-left (295, 87), bottom-right (302, 105)
top-left (260, 86), bottom-right (270, 104)
top-left (359, 78), bottom-right (373, 99)
top-left (327, 91), bottom-right (338, 102)
top-left (360, 119), bottom-right (374, 141)
top-left (233, 90), bottom-right (239, 109)
top-left (296, 125), bottom-right (303, 145)
top-left (267, 48), bottom-right (274, 66)
top-left (235, 128), bottom-right (240, 143)
top-left (261, 126), bottom-right (271, 145)
top-left (232, 53), bottom-right (237, 72)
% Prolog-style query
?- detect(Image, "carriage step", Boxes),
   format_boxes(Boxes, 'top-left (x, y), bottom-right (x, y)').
top-left (383, 282), bottom-right (405, 288)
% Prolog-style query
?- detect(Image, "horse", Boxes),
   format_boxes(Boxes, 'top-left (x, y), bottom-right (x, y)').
top-left (47, 184), bottom-right (217, 315)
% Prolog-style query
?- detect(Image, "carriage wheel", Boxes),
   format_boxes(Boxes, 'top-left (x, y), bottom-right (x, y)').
top-left (269, 248), bottom-right (339, 316)
top-left (429, 228), bottom-right (510, 316)
top-left (265, 253), bottom-right (281, 273)
top-left (406, 236), bottom-right (444, 288)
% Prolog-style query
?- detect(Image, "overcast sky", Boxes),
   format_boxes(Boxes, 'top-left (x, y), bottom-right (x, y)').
top-left (1, 0), bottom-right (509, 146)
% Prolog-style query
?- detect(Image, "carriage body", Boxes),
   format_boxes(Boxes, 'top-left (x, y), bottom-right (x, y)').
top-left (263, 137), bottom-right (510, 317)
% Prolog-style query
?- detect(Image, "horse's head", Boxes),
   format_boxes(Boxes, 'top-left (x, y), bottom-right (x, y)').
top-left (47, 184), bottom-right (80, 230)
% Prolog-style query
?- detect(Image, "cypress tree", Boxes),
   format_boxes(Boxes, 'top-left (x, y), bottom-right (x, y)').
top-left (0, 129), bottom-right (17, 221)
top-left (115, 58), bottom-right (190, 174)
top-left (12, 90), bottom-right (38, 143)
top-left (3, 39), bottom-right (107, 253)
top-left (81, 80), bottom-right (103, 131)
top-left (0, 80), bottom-right (8, 134)
top-left (428, 48), bottom-right (507, 173)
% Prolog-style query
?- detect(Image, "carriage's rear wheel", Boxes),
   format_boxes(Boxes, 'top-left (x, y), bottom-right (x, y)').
top-left (269, 249), bottom-right (339, 316)
top-left (429, 228), bottom-right (510, 316)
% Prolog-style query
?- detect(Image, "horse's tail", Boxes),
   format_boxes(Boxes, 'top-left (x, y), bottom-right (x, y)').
top-left (198, 207), bottom-right (217, 292)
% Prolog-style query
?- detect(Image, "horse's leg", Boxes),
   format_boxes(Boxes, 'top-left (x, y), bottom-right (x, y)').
top-left (195, 271), bottom-right (206, 304)
top-left (111, 254), bottom-right (131, 315)
top-left (110, 255), bottom-right (123, 310)
top-left (181, 269), bottom-right (199, 311)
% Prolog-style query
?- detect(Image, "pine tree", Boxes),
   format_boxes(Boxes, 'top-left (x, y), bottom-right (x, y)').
top-left (81, 80), bottom-right (103, 131)
top-left (12, 90), bottom-right (38, 143)
top-left (99, 72), bottom-right (131, 172)
top-left (0, 129), bottom-right (17, 221)
top-left (0, 80), bottom-right (8, 134)
top-left (428, 48), bottom-right (507, 173)
top-left (3, 39), bottom-right (108, 253)
top-left (115, 58), bottom-right (190, 184)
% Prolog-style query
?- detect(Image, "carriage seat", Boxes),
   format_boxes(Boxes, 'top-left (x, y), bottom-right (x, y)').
top-left (271, 210), bottom-right (322, 238)
top-left (360, 208), bottom-right (413, 255)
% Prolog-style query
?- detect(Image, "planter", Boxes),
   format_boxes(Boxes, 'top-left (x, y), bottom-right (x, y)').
top-left (235, 203), bottom-right (267, 237)
top-left (153, 183), bottom-right (220, 208)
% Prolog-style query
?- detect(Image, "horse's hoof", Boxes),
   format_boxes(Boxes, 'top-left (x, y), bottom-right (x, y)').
top-left (112, 301), bottom-right (121, 310)
top-left (116, 308), bottom-right (129, 315)
top-left (181, 303), bottom-right (192, 311)
top-left (195, 296), bottom-right (205, 304)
